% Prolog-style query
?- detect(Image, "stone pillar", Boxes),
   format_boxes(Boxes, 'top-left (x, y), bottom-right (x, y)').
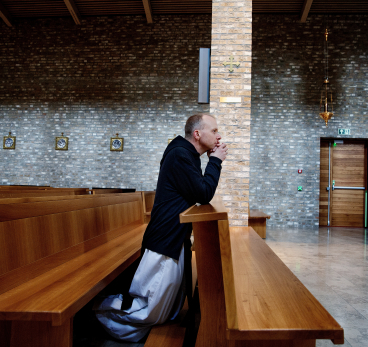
top-left (210, 0), bottom-right (252, 226)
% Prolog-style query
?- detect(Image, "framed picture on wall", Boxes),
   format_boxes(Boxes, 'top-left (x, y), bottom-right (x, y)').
top-left (55, 133), bottom-right (69, 150)
top-left (110, 134), bottom-right (124, 151)
top-left (3, 132), bottom-right (16, 150)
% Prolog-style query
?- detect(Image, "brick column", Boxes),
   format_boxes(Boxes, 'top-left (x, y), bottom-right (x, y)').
top-left (210, 0), bottom-right (252, 226)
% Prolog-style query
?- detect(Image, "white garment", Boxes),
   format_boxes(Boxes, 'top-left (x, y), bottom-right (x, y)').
top-left (95, 246), bottom-right (185, 342)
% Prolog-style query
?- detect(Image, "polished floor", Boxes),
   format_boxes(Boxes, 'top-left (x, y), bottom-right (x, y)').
top-left (265, 227), bottom-right (368, 347)
top-left (74, 227), bottom-right (368, 347)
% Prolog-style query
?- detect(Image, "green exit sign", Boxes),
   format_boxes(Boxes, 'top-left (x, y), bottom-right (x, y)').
top-left (338, 129), bottom-right (350, 135)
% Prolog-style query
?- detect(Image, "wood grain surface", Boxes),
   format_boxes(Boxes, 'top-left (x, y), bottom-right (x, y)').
top-left (180, 195), bottom-right (228, 223)
top-left (226, 227), bottom-right (344, 343)
top-left (181, 196), bottom-right (344, 346)
top-left (319, 140), bottom-right (366, 227)
top-left (0, 192), bottom-right (147, 347)
top-left (0, 192), bottom-right (145, 319)
top-left (141, 191), bottom-right (155, 223)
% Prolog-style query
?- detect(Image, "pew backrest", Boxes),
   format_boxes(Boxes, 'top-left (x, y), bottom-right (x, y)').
top-left (141, 191), bottom-right (155, 223)
top-left (0, 185), bottom-right (50, 190)
top-left (0, 192), bottom-right (125, 205)
top-left (0, 187), bottom-right (90, 198)
top-left (0, 192), bottom-right (144, 295)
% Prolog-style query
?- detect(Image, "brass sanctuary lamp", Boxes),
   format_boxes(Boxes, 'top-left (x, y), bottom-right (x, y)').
top-left (319, 28), bottom-right (334, 127)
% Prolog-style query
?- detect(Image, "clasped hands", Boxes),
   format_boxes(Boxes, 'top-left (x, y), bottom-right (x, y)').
top-left (208, 143), bottom-right (228, 162)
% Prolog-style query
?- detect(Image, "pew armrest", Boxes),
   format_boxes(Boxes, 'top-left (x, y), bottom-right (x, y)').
top-left (180, 196), bottom-right (228, 223)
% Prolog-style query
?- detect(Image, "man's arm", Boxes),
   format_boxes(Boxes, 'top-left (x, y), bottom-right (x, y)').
top-left (170, 150), bottom-right (223, 205)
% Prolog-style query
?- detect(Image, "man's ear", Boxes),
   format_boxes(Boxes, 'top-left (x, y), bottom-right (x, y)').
top-left (193, 130), bottom-right (200, 141)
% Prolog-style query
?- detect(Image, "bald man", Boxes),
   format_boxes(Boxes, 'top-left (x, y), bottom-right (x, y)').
top-left (96, 114), bottom-right (228, 341)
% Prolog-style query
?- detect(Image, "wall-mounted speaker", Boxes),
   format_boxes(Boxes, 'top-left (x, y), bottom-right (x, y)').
top-left (198, 48), bottom-right (210, 104)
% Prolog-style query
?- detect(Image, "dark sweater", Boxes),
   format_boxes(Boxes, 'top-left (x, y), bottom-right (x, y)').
top-left (142, 135), bottom-right (222, 260)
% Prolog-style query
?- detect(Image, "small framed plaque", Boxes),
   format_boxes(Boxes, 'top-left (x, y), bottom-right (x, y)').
top-left (3, 132), bottom-right (16, 150)
top-left (110, 133), bottom-right (124, 151)
top-left (55, 132), bottom-right (69, 150)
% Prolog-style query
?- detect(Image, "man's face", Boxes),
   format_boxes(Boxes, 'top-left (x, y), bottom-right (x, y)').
top-left (198, 115), bottom-right (221, 151)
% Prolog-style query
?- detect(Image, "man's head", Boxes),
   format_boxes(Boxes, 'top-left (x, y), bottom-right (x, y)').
top-left (185, 113), bottom-right (221, 155)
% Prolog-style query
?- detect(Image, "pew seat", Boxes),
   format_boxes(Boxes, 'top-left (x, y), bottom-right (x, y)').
top-left (0, 193), bottom-right (146, 347)
top-left (180, 196), bottom-right (344, 347)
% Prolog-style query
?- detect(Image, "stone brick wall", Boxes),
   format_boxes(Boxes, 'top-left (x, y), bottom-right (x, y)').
top-left (0, 15), bottom-right (211, 189)
top-left (2, 13), bottom-right (367, 228)
top-left (250, 14), bottom-right (368, 228)
top-left (210, 0), bottom-right (252, 226)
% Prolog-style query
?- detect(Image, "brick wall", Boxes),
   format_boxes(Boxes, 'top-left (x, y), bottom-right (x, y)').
top-left (0, 15), bottom-right (211, 189)
top-left (210, 0), bottom-right (252, 226)
top-left (2, 13), bottom-right (367, 227)
top-left (250, 14), bottom-right (368, 228)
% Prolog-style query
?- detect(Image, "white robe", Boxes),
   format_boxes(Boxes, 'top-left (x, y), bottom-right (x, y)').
top-left (95, 245), bottom-right (185, 342)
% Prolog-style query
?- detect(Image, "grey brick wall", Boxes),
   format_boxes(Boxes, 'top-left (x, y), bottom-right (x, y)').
top-left (250, 14), bottom-right (368, 228)
top-left (2, 13), bottom-right (367, 227)
top-left (0, 15), bottom-right (211, 190)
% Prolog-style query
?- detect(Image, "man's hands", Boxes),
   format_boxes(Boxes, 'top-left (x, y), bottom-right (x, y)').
top-left (208, 143), bottom-right (228, 162)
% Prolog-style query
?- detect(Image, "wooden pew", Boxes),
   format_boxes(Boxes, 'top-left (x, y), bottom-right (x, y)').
top-left (0, 185), bottom-right (50, 189)
top-left (0, 187), bottom-right (90, 199)
top-left (0, 186), bottom-right (88, 193)
top-left (248, 208), bottom-right (271, 239)
top-left (0, 193), bottom-right (122, 205)
top-left (180, 196), bottom-right (344, 347)
top-left (0, 192), bottom-right (147, 347)
top-left (91, 188), bottom-right (136, 195)
top-left (141, 191), bottom-right (155, 223)
top-left (0, 190), bottom-right (81, 198)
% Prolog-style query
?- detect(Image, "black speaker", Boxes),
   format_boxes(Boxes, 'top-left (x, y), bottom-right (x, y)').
top-left (198, 48), bottom-right (210, 104)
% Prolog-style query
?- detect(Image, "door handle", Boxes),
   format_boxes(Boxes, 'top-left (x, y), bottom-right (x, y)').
top-left (332, 186), bottom-right (365, 191)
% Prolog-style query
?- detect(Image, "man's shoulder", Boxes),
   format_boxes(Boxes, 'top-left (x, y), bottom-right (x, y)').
top-left (161, 146), bottom-right (199, 172)
top-left (167, 145), bottom-right (194, 159)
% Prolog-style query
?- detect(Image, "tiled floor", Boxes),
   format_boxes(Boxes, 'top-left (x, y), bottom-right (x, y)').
top-left (74, 227), bottom-right (368, 347)
top-left (265, 227), bottom-right (368, 347)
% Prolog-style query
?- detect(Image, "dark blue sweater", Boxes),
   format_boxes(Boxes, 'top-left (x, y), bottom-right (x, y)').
top-left (142, 135), bottom-right (222, 260)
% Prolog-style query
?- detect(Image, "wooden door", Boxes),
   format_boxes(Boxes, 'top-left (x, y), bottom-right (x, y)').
top-left (319, 140), bottom-right (366, 227)
top-left (319, 141), bottom-right (330, 226)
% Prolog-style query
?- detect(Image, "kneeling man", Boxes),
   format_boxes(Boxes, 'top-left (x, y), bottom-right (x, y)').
top-left (95, 113), bottom-right (228, 341)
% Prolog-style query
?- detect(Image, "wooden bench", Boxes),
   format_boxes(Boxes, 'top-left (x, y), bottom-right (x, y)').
top-left (0, 186), bottom-right (88, 192)
top-left (0, 192), bottom-right (147, 347)
top-left (0, 185), bottom-right (50, 189)
top-left (91, 188), bottom-right (136, 195)
top-left (0, 194), bottom-right (97, 205)
top-left (141, 191), bottom-right (155, 223)
top-left (0, 192), bottom-right (136, 205)
top-left (248, 208), bottom-right (271, 238)
top-left (0, 187), bottom-right (90, 199)
top-left (180, 196), bottom-right (344, 347)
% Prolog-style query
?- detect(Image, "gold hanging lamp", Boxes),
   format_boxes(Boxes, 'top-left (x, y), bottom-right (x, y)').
top-left (319, 27), bottom-right (334, 127)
